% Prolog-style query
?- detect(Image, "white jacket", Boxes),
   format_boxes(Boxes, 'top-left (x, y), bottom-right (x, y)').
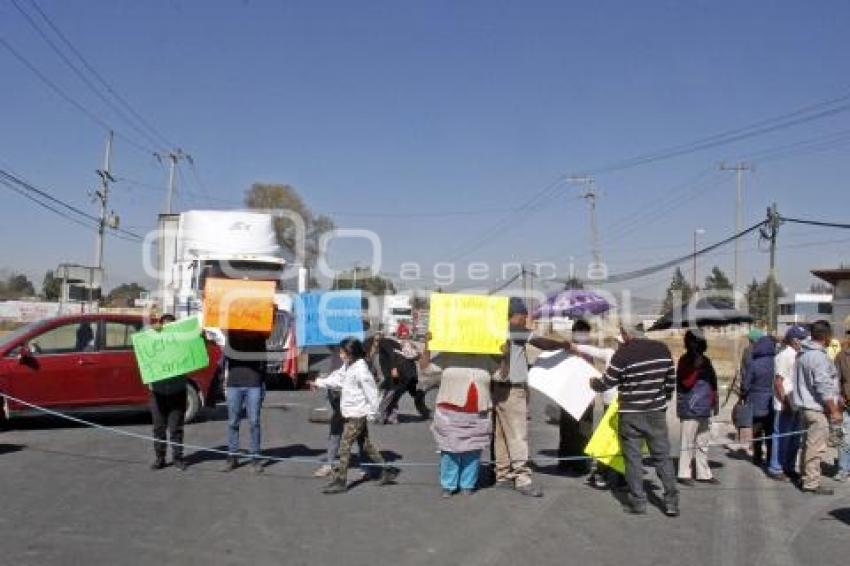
top-left (315, 359), bottom-right (380, 419)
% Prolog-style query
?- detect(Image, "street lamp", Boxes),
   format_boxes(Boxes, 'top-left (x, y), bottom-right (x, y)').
top-left (693, 228), bottom-right (705, 292)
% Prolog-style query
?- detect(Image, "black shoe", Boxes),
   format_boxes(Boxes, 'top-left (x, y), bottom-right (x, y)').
top-left (664, 500), bottom-right (680, 517)
top-left (380, 466), bottom-right (400, 485)
top-left (802, 485), bottom-right (834, 496)
top-left (221, 457), bottom-right (238, 472)
top-left (515, 483), bottom-right (544, 498)
top-left (150, 458), bottom-right (166, 471)
top-left (677, 478), bottom-right (695, 487)
top-left (323, 479), bottom-right (348, 494)
top-left (173, 458), bottom-right (187, 471)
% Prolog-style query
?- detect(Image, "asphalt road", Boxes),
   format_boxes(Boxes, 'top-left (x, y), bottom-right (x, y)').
top-left (0, 391), bottom-right (847, 566)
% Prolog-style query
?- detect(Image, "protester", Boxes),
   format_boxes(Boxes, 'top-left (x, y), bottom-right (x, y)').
top-left (735, 328), bottom-right (765, 454)
top-left (742, 335), bottom-right (777, 467)
top-left (492, 298), bottom-right (570, 497)
top-left (792, 320), bottom-right (843, 495)
top-left (590, 323), bottom-right (679, 517)
top-left (376, 325), bottom-right (430, 424)
top-left (148, 313), bottom-right (188, 471)
top-left (833, 322), bottom-right (850, 482)
top-left (313, 337), bottom-right (399, 494)
top-left (421, 346), bottom-right (497, 498)
top-left (676, 329), bottom-right (719, 486)
top-left (767, 325), bottom-right (808, 481)
top-left (222, 330), bottom-right (268, 473)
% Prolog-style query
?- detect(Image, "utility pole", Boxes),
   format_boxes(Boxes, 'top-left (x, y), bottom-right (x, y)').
top-left (720, 162), bottom-right (751, 298)
top-left (568, 176), bottom-right (601, 267)
top-left (763, 203), bottom-right (781, 333)
top-left (158, 148), bottom-right (191, 214)
top-left (692, 228), bottom-right (705, 292)
top-left (94, 131), bottom-right (115, 270)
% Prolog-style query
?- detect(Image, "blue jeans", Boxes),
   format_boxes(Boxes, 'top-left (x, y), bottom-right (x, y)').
top-left (768, 408), bottom-right (801, 476)
top-left (839, 410), bottom-right (850, 474)
top-left (226, 386), bottom-right (263, 456)
top-left (439, 451), bottom-right (481, 491)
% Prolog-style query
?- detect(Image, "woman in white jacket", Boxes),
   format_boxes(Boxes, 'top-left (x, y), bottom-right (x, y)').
top-left (313, 337), bottom-right (399, 494)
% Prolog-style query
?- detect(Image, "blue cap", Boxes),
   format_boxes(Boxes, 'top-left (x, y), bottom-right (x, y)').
top-left (784, 325), bottom-right (809, 341)
top-left (508, 297), bottom-right (528, 316)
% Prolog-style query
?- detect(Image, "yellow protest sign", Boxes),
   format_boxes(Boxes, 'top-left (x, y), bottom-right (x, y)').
top-left (585, 399), bottom-right (647, 474)
top-left (427, 293), bottom-right (509, 354)
top-left (203, 278), bottom-right (275, 332)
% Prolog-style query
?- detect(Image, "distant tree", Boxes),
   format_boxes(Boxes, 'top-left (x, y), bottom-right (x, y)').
top-left (661, 267), bottom-right (693, 314)
top-left (106, 283), bottom-right (147, 307)
top-left (0, 273), bottom-right (36, 300)
top-left (563, 277), bottom-right (584, 290)
top-left (809, 282), bottom-right (833, 294)
top-left (42, 270), bottom-right (61, 301)
top-left (746, 276), bottom-right (785, 324)
top-left (331, 268), bottom-right (395, 295)
top-left (244, 183), bottom-right (335, 267)
top-left (703, 266), bottom-right (733, 292)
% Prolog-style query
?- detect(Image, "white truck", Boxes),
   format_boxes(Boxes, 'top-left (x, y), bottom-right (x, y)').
top-left (381, 293), bottom-right (413, 335)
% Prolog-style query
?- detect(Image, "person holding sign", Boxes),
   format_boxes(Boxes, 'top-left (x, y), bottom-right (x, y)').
top-left (590, 323), bottom-right (679, 517)
top-left (313, 337), bottom-right (400, 494)
top-left (222, 330), bottom-right (268, 473)
top-left (492, 298), bottom-right (571, 498)
top-left (148, 314), bottom-right (189, 471)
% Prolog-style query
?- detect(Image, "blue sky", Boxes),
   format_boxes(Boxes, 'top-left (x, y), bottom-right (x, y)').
top-left (1, 0), bottom-right (849, 300)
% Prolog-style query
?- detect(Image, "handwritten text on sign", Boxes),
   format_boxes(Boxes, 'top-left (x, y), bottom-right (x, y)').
top-left (427, 293), bottom-right (509, 355)
top-left (131, 317), bottom-right (209, 384)
top-left (295, 291), bottom-right (364, 347)
top-left (203, 278), bottom-right (275, 332)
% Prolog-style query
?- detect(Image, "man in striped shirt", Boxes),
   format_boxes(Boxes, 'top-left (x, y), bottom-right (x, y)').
top-left (590, 324), bottom-right (679, 517)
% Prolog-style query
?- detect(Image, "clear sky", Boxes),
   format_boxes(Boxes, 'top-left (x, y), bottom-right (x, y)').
top-left (1, 0), bottom-right (849, 302)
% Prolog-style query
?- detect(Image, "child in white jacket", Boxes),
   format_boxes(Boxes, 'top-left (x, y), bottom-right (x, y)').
top-left (313, 337), bottom-right (399, 494)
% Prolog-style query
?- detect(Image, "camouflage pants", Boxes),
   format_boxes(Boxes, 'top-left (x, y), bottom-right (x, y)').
top-left (334, 417), bottom-right (384, 482)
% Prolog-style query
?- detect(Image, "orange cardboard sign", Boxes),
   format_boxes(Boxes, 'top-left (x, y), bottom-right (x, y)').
top-left (203, 278), bottom-right (275, 332)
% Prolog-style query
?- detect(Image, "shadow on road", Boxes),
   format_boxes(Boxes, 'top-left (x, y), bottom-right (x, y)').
top-left (828, 508), bottom-right (850, 525)
top-left (0, 443), bottom-right (25, 455)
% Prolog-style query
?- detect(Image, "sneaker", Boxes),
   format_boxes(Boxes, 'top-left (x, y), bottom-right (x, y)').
top-left (677, 478), bottom-right (695, 487)
top-left (696, 477), bottom-right (720, 485)
top-left (515, 483), bottom-right (544, 498)
top-left (313, 464), bottom-right (334, 478)
top-left (173, 458), bottom-right (187, 472)
top-left (802, 485), bottom-right (834, 496)
top-left (379, 466), bottom-right (400, 485)
top-left (766, 471), bottom-right (789, 482)
top-left (664, 500), bottom-right (680, 517)
top-left (220, 457), bottom-right (238, 472)
top-left (150, 458), bottom-right (166, 471)
top-left (323, 479), bottom-right (347, 494)
top-left (441, 489), bottom-right (454, 499)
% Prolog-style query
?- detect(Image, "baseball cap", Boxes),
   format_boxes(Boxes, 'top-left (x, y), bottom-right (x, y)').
top-left (784, 325), bottom-right (809, 341)
top-left (508, 297), bottom-right (528, 317)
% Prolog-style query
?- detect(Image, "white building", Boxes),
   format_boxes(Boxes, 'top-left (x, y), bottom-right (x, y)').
top-left (812, 268), bottom-right (850, 337)
top-left (777, 292), bottom-right (833, 334)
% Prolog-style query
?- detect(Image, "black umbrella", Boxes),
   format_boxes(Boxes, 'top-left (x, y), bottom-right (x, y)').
top-left (648, 296), bottom-right (753, 331)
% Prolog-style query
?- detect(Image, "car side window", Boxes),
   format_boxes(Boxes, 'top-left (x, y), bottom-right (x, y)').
top-left (103, 321), bottom-right (143, 351)
top-left (31, 322), bottom-right (96, 355)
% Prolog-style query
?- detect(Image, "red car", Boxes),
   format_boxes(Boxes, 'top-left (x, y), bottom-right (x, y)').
top-left (0, 313), bottom-right (222, 425)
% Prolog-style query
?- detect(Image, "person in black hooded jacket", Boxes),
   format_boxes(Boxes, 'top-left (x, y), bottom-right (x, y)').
top-left (742, 335), bottom-right (777, 466)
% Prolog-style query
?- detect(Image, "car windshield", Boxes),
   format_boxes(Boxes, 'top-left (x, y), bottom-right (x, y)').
top-left (0, 320), bottom-right (44, 349)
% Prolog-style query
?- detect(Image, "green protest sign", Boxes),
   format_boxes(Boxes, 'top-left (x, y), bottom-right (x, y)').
top-left (131, 317), bottom-right (209, 384)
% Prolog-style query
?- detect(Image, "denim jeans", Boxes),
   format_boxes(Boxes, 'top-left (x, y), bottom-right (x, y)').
top-left (618, 410), bottom-right (678, 508)
top-left (440, 450), bottom-right (482, 491)
top-left (839, 410), bottom-right (850, 474)
top-left (768, 409), bottom-right (801, 476)
top-left (226, 386), bottom-right (263, 456)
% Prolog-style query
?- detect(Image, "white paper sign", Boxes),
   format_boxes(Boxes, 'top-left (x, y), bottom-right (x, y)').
top-left (529, 350), bottom-right (601, 420)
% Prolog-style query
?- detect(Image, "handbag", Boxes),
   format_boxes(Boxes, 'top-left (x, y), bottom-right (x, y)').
top-left (733, 399), bottom-right (754, 428)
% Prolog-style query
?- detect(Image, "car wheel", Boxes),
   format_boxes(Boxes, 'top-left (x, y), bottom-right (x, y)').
top-left (185, 383), bottom-right (202, 423)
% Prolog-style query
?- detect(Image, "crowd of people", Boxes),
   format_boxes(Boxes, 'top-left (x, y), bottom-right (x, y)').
top-left (142, 305), bottom-right (850, 516)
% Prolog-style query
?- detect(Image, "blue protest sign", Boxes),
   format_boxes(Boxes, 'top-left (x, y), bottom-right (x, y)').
top-left (296, 291), bottom-right (364, 347)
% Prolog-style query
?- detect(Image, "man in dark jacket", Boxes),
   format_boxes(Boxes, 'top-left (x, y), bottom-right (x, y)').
top-left (148, 314), bottom-right (189, 471)
top-left (742, 335), bottom-right (777, 466)
top-left (590, 323), bottom-right (679, 517)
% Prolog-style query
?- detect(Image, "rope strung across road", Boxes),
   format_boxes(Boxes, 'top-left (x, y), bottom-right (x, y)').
top-left (0, 391), bottom-right (812, 469)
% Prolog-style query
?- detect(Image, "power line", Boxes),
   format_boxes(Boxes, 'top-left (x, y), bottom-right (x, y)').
top-left (0, 37), bottom-right (156, 156)
top-left (25, 0), bottom-right (176, 149)
top-left (10, 0), bottom-right (166, 152)
top-left (0, 178), bottom-right (99, 232)
top-left (779, 216), bottom-right (850, 230)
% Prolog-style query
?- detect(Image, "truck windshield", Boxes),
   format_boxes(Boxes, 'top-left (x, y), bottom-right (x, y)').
top-left (391, 308), bottom-right (412, 316)
top-left (199, 260), bottom-right (284, 290)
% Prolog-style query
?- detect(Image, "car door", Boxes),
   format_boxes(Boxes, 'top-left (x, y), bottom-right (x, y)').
top-left (6, 319), bottom-right (101, 410)
top-left (94, 319), bottom-right (148, 406)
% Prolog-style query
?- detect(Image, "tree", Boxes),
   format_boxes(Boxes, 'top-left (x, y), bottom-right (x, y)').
top-left (661, 267), bottom-right (693, 314)
top-left (244, 183), bottom-right (336, 267)
top-left (331, 268), bottom-right (395, 295)
top-left (746, 275), bottom-right (786, 325)
top-left (0, 273), bottom-right (36, 300)
top-left (703, 266), bottom-right (733, 292)
top-left (563, 277), bottom-right (584, 290)
top-left (106, 283), bottom-right (147, 307)
top-left (42, 270), bottom-right (61, 301)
